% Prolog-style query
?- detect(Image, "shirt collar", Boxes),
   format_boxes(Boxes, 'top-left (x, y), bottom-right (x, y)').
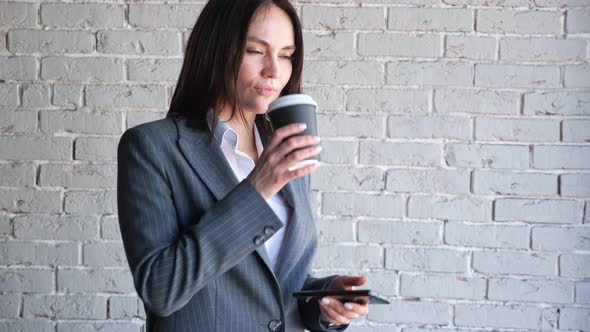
top-left (207, 111), bottom-right (263, 157)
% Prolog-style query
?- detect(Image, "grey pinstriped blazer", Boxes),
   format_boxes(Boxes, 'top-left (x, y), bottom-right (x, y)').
top-left (117, 116), bottom-right (345, 332)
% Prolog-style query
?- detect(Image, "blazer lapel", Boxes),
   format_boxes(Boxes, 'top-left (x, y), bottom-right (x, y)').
top-left (174, 117), bottom-right (275, 272)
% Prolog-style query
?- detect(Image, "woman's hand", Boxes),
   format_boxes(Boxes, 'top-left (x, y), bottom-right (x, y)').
top-left (247, 123), bottom-right (321, 200)
top-left (319, 276), bottom-right (369, 326)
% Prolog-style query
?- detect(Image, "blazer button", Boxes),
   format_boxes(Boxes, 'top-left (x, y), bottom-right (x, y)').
top-left (268, 319), bottom-right (283, 332)
top-left (254, 235), bottom-right (265, 246)
top-left (264, 226), bottom-right (275, 236)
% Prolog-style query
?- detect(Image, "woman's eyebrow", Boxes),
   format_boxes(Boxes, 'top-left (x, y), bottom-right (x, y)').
top-left (247, 36), bottom-right (296, 50)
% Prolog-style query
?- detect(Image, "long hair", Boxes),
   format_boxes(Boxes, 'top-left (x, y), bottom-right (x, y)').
top-left (167, 0), bottom-right (304, 142)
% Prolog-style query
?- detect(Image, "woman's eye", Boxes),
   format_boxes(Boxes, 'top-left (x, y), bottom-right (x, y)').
top-left (280, 55), bottom-right (293, 60)
top-left (246, 50), bottom-right (263, 54)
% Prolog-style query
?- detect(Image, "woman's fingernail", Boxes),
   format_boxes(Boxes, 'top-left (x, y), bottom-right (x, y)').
top-left (298, 123), bottom-right (307, 129)
top-left (315, 146), bottom-right (323, 152)
top-left (321, 298), bottom-right (330, 305)
top-left (344, 303), bottom-right (354, 310)
top-left (313, 136), bottom-right (321, 142)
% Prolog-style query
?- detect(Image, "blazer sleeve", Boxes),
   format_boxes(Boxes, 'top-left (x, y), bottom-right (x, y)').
top-left (117, 128), bottom-right (283, 317)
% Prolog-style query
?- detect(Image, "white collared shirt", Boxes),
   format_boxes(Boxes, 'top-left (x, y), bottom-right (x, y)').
top-left (210, 114), bottom-right (292, 271)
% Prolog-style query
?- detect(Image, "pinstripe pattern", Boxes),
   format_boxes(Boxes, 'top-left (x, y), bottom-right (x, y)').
top-left (117, 116), bottom-right (343, 332)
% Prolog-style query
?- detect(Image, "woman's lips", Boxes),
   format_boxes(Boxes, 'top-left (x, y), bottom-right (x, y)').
top-left (255, 87), bottom-right (276, 97)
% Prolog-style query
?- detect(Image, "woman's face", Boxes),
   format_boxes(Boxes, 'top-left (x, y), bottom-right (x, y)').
top-left (237, 4), bottom-right (295, 115)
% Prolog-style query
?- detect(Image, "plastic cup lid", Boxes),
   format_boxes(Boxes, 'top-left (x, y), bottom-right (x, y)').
top-left (267, 94), bottom-right (317, 113)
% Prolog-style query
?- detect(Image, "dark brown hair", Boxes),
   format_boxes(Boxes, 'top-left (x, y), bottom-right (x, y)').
top-left (167, 0), bottom-right (303, 141)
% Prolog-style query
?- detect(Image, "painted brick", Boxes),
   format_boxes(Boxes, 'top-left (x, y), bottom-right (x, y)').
top-left (0, 214), bottom-right (10, 237)
top-left (318, 113), bottom-right (385, 138)
top-left (446, 36), bottom-right (496, 60)
top-left (369, 300), bottom-right (451, 324)
top-left (563, 119), bottom-right (590, 143)
top-left (0, 57), bottom-right (37, 81)
top-left (316, 217), bottom-right (354, 243)
top-left (40, 110), bottom-right (122, 135)
top-left (567, 8), bottom-right (590, 33)
top-left (0, 241), bottom-right (77, 266)
top-left (128, 59), bottom-right (183, 81)
top-left (387, 62), bottom-right (473, 86)
top-left (400, 274), bottom-right (485, 300)
top-left (524, 92), bottom-right (590, 116)
top-left (302, 6), bottom-right (385, 30)
top-left (0, 30), bottom-right (5, 52)
top-left (477, 9), bottom-right (561, 34)
top-left (360, 141), bottom-right (441, 166)
top-left (57, 268), bottom-right (135, 293)
top-left (495, 198), bottom-right (584, 223)
top-left (0, 110), bottom-right (36, 135)
top-left (0, 2), bottom-right (38, 27)
top-left (322, 192), bottom-right (405, 218)
top-left (475, 64), bottom-right (560, 88)
top-left (86, 85), bottom-right (167, 109)
top-left (347, 89), bottom-right (428, 114)
top-left (64, 190), bottom-right (117, 214)
top-left (39, 163), bottom-right (117, 189)
top-left (445, 143), bottom-right (529, 169)
top-left (41, 3), bottom-right (125, 28)
top-left (316, 140), bottom-right (356, 164)
top-left (409, 195), bottom-right (492, 222)
top-left (388, 7), bottom-right (472, 32)
top-left (388, 116), bottom-right (472, 140)
top-left (101, 215), bottom-right (121, 241)
top-left (57, 322), bottom-right (142, 332)
top-left (386, 247), bottom-right (468, 273)
top-left (575, 282), bottom-right (590, 304)
top-left (473, 170), bottom-right (557, 196)
top-left (386, 169), bottom-right (470, 194)
top-left (473, 251), bottom-right (556, 276)
top-left (304, 61), bottom-right (383, 85)
top-left (0, 189), bottom-right (61, 213)
top-left (42, 57), bottom-right (124, 82)
top-left (0, 320), bottom-right (53, 332)
top-left (0, 268), bottom-right (54, 292)
top-left (532, 226), bottom-right (590, 250)
top-left (565, 64), bottom-right (590, 87)
top-left (8, 30), bottom-right (93, 54)
top-left (560, 254), bottom-right (590, 278)
top-left (435, 88), bottom-right (519, 115)
top-left (0, 163), bottom-right (34, 187)
top-left (489, 278), bottom-right (572, 303)
top-left (501, 38), bottom-right (586, 62)
top-left (97, 31), bottom-right (181, 56)
top-left (0, 294), bottom-right (20, 318)
top-left (445, 222), bottom-right (529, 249)
top-left (0, 84), bottom-right (18, 111)
top-left (303, 85), bottom-right (345, 111)
top-left (314, 245), bottom-right (382, 269)
top-left (358, 33), bottom-right (440, 57)
top-left (126, 111), bottom-right (166, 129)
top-left (13, 214), bottom-right (99, 241)
top-left (129, 4), bottom-right (203, 28)
top-left (534, 145), bottom-right (590, 169)
top-left (311, 166), bottom-right (383, 191)
top-left (560, 307), bottom-right (590, 330)
top-left (23, 295), bottom-right (106, 319)
top-left (359, 220), bottom-right (442, 245)
top-left (561, 174), bottom-right (590, 197)
top-left (75, 137), bottom-right (119, 162)
top-left (84, 242), bottom-right (127, 267)
top-left (455, 304), bottom-right (541, 329)
top-left (304, 32), bottom-right (354, 58)
top-left (52, 84), bottom-right (83, 109)
top-left (22, 84), bottom-right (50, 108)
top-left (109, 295), bottom-right (139, 319)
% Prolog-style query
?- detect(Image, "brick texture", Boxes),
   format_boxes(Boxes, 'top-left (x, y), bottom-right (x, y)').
top-left (0, 1), bottom-right (587, 331)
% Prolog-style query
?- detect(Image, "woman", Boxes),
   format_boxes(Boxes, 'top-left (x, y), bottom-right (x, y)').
top-left (117, 0), bottom-right (368, 331)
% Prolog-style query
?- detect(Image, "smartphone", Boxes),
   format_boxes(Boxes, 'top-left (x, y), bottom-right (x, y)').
top-left (292, 289), bottom-right (390, 305)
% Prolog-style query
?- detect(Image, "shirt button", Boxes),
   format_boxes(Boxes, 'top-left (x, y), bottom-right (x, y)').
top-left (264, 226), bottom-right (276, 236)
top-left (268, 319), bottom-right (283, 332)
top-left (254, 235), bottom-right (265, 246)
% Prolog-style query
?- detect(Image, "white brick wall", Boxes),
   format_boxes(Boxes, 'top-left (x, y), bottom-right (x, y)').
top-left (0, 0), bottom-right (588, 331)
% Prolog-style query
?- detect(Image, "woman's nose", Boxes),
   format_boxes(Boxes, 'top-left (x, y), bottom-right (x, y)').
top-left (262, 56), bottom-right (280, 78)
